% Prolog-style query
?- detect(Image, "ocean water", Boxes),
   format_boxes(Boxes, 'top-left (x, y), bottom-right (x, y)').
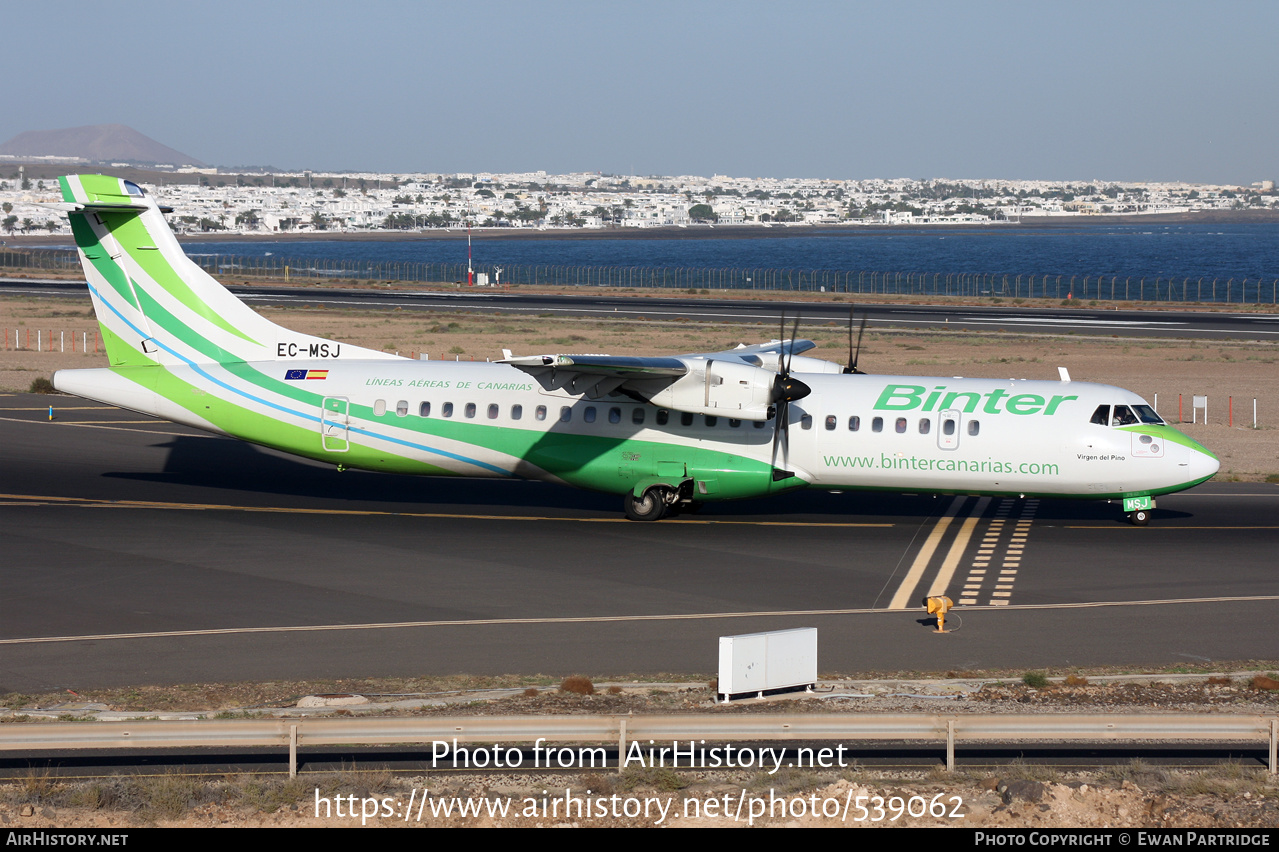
top-left (190, 222), bottom-right (1279, 281)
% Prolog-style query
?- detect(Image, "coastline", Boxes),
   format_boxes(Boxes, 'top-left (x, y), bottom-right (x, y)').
top-left (4, 209), bottom-right (1279, 247)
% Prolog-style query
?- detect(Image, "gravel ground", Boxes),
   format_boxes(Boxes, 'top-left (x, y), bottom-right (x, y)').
top-left (3, 671), bottom-right (1277, 829)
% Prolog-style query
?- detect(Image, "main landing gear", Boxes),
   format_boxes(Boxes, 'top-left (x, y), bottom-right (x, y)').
top-left (623, 486), bottom-right (691, 522)
top-left (623, 489), bottom-right (668, 522)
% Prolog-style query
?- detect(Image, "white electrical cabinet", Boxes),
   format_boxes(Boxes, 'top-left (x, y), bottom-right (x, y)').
top-left (717, 627), bottom-right (817, 701)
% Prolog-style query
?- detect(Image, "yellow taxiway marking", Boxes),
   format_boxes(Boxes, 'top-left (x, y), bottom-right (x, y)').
top-left (5, 594), bottom-right (1279, 647)
top-left (887, 496), bottom-right (964, 610)
top-left (0, 492), bottom-right (890, 527)
top-left (4, 406), bottom-right (117, 411)
top-left (0, 415), bottom-right (186, 436)
top-left (54, 420), bottom-right (161, 424)
top-left (928, 495), bottom-right (991, 598)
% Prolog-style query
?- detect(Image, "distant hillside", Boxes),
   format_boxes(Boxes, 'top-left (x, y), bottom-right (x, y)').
top-left (0, 124), bottom-right (205, 167)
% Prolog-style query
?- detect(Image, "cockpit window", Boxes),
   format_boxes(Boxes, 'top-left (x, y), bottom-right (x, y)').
top-left (1090, 405), bottom-right (1109, 425)
top-left (1111, 405), bottom-right (1138, 426)
top-left (122, 180), bottom-right (145, 197)
top-left (1133, 404), bottom-right (1164, 425)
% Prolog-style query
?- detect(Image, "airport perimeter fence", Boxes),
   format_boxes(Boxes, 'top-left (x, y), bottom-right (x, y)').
top-left (4, 246), bottom-right (1278, 304)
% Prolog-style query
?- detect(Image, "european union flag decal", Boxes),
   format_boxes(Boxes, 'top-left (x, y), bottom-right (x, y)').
top-left (285, 369), bottom-right (307, 380)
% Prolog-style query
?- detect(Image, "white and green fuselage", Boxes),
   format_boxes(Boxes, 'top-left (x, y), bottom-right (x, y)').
top-left (50, 175), bottom-right (1219, 519)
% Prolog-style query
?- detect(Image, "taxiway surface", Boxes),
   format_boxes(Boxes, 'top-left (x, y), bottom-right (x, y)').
top-left (1, 395), bottom-right (1276, 692)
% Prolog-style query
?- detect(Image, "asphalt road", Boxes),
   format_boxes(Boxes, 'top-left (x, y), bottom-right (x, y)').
top-left (6, 278), bottom-right (1279, 340)
top-left (1, 394), bottom-right (1276, 692)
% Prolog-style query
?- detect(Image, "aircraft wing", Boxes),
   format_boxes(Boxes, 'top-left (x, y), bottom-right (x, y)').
top-left (500, 353), bottom-right (688, 399)
top-left (498, 342), bottom-right (814, 420)
top-left (502, 353), bottom-right (688, 377)
top-left (698, 339), bottom-right (816, 368)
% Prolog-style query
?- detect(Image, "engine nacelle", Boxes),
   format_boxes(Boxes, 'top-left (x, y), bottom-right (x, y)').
top-left (788, 354), bottom-right (843, 375)
top-left (645, 359), bottom-right (778, 421)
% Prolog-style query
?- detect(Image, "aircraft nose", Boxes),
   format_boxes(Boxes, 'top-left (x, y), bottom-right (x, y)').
top-left (1181, 442), bottom-right (1219, 483)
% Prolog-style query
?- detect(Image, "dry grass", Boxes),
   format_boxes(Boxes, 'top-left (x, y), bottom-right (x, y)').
top-left (559, 676), bottom-right (595, 696)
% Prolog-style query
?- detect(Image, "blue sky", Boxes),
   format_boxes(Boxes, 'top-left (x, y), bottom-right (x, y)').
top-left (6, 1), bottom-right (1276, 183)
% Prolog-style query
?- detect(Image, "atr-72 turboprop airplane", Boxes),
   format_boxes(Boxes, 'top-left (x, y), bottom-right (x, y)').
top-left (47, 175), bottom-right (1218, 524)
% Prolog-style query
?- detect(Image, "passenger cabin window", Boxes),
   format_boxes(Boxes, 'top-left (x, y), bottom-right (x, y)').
top-left (706, 416), bottom-right (718, 427)
top-left (487, 403), bottom-right (499, 420)
top-left (396, 400), bottom-right (408, 417)
top-left (729, 419), bottom-right (741, 428)
top-left (968, 420), bottom-right (980, 436)
top-left (418, 401), bottom-right (431, 417)
top-left (848, 416), bottom-right (860, 432)
top-left (801, 414), bottom-right (813, 430)
top-left (872, 417), bottom-right (883, 433)
top-left (825, 415), bottom-right (837, 431)
top-left (632, 408), bottom-right (645, 425)
top-left (609, 407), bottom-right (621, 424)
top-left (895, 417), bottom-right (907, 434)
top-left (442, 402), bottom-right (454, 418)
top-left (559, 406), bottom-right (572, 422)
top-left (535, 405), bottom-right (547, 421)
top-left (465, 403), bottom-right (477, 419)
top-left (657, 410), bottom-right (669, 425)
top-left (919, 418), bottom-right (930, 434)
top-left (681, 412), bottom-right (694, 427)
top-left (511, 404), bottom-right (523, 420)
top-left (584, 406), bottom-right (596, 423)
top-left (373, 399), bottom-right (387, 416)
top-left (943, 418), bottom-right (956, 436)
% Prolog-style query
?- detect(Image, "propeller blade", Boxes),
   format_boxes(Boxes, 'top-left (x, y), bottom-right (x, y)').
top-left (772, 311), bottom-right (804, 480)
top-left (786, 313), bottom-right (801, 375)
top-left (846, 305), bottom-right (855, 370)
top-left (771, 397), bottom-right (790, 480)
top-left (844, 308), bottom-right (868, 375)
top-left (770, 398), bottom-right (785, 468)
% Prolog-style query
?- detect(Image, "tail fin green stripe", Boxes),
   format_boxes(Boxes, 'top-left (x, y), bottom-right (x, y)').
top-left (110, 212), bottom-right (259, 346)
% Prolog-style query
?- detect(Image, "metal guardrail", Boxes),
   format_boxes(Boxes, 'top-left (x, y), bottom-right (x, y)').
top-left (0, 714), bottom-right (1274, 777)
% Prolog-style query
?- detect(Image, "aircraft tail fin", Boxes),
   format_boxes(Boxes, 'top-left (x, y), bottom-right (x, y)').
top-left (57, 174), bottom-right (396, 368)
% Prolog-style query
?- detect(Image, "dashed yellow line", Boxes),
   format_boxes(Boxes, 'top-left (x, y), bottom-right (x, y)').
top-left (929, 495), bottom-right (991, 598)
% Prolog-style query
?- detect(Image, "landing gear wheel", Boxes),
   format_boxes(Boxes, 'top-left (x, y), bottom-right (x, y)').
top-left (624, 489), bottom-right (668, 522)
top-left (1129, 509), bottom-right (1150, 526)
